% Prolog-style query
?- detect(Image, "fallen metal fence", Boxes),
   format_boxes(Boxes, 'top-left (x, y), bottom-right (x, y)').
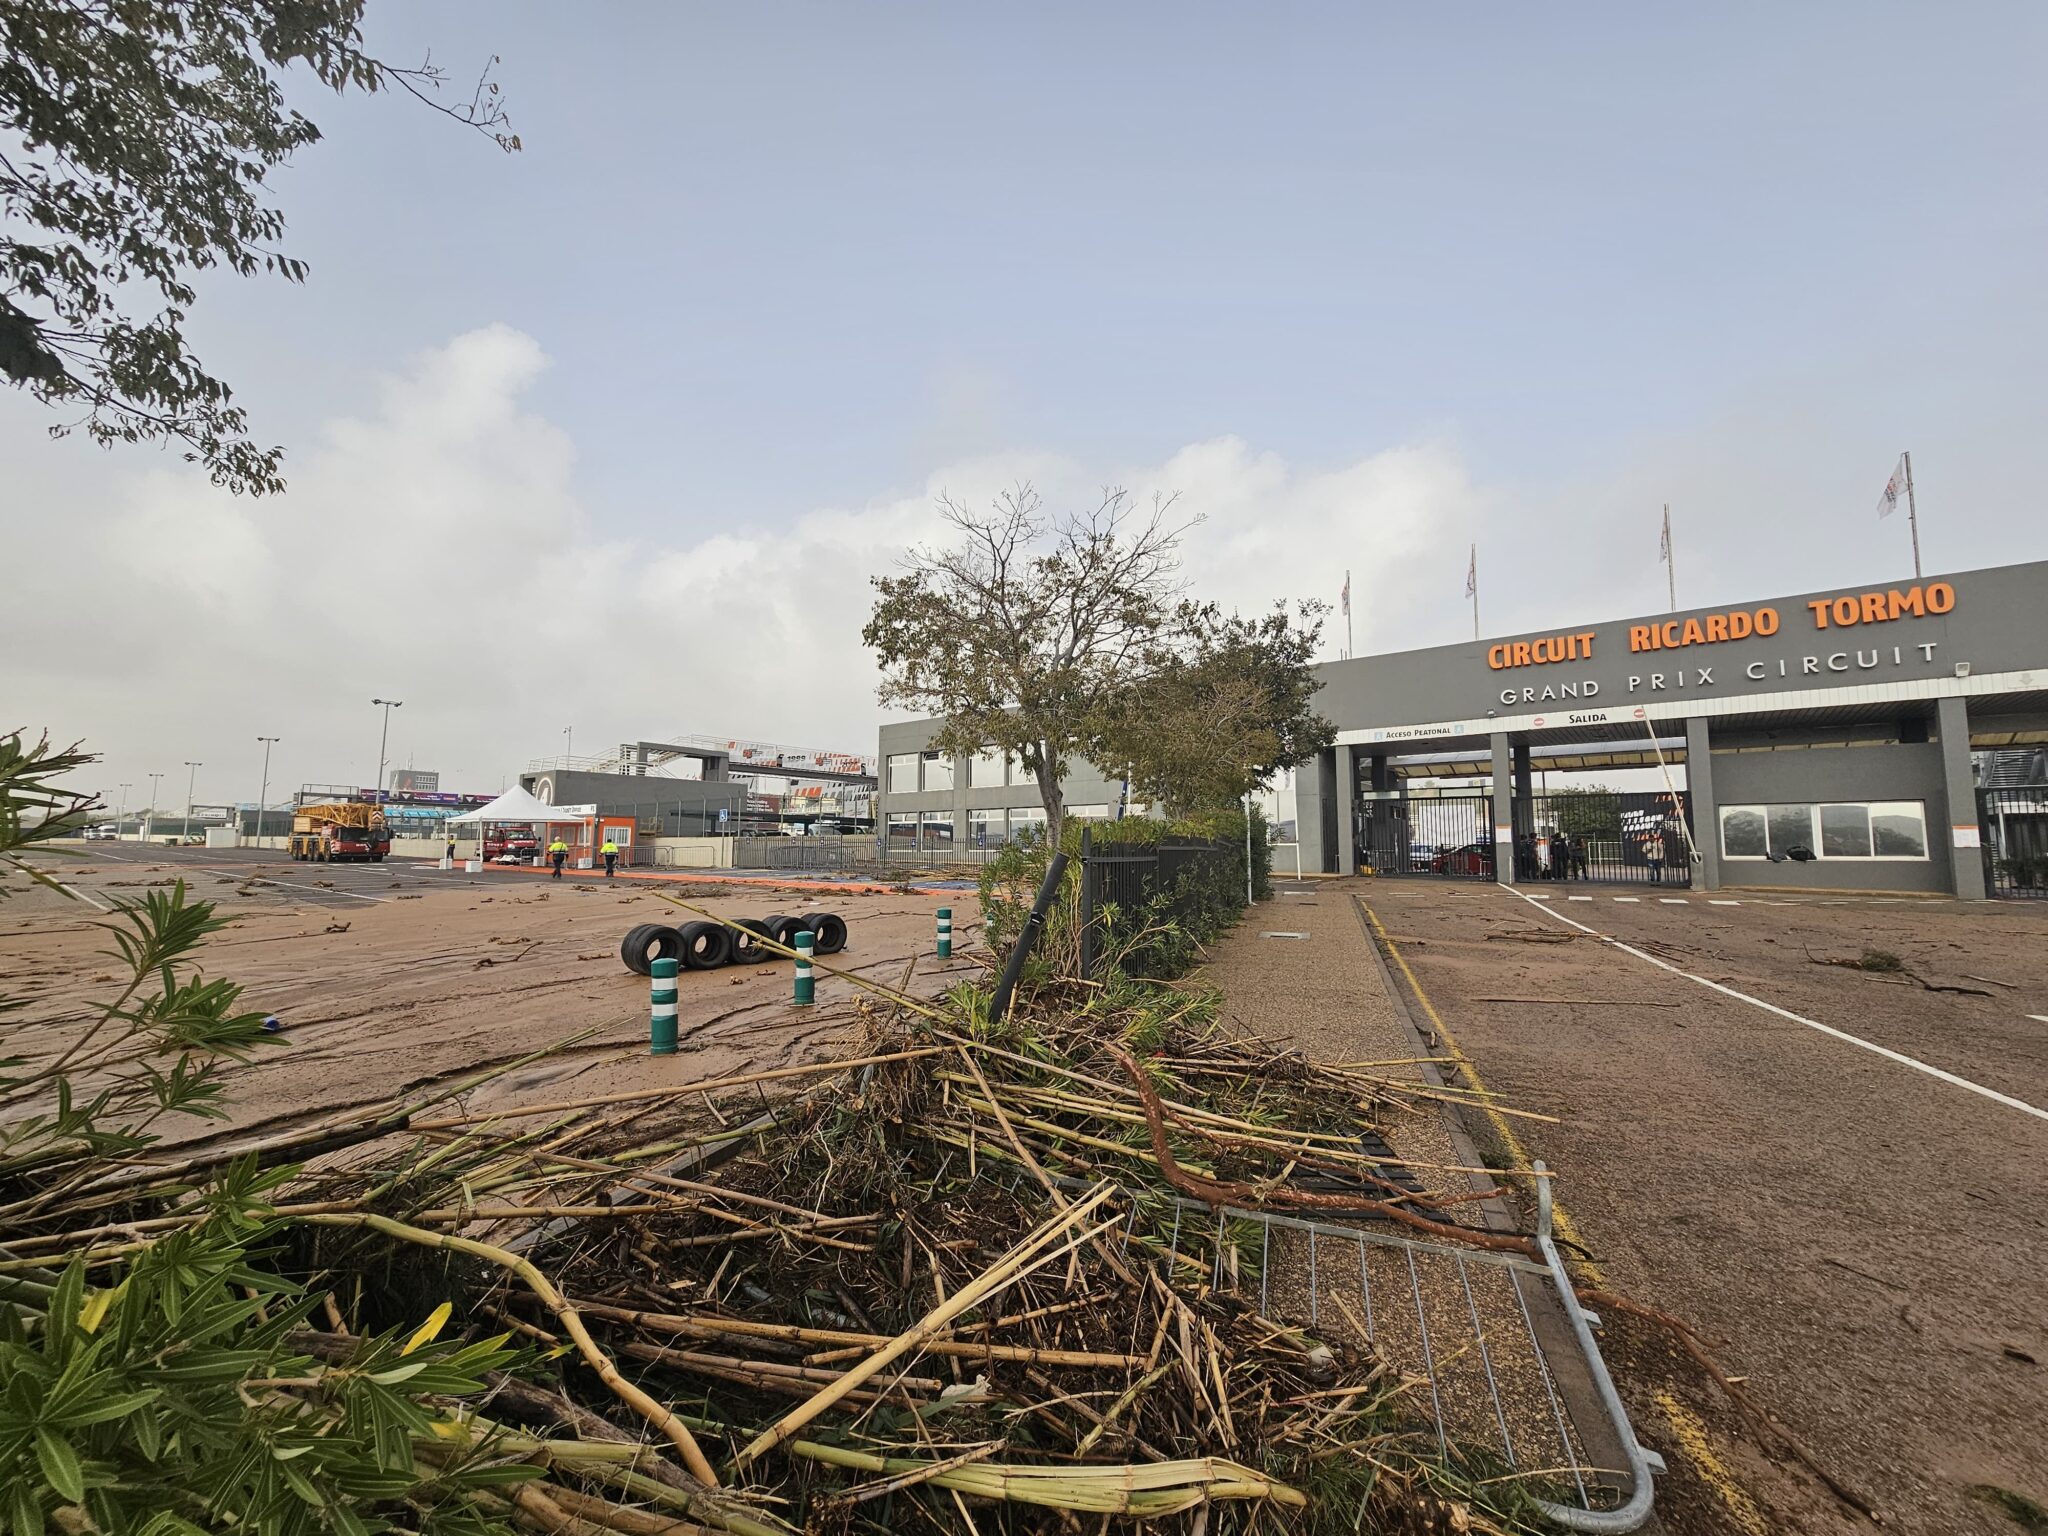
top-left (1023, 1163), bottom-right (1658, 1531)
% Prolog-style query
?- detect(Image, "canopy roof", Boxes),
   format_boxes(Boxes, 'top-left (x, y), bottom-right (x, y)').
top-left (445, 786), bottom-right (589, 825)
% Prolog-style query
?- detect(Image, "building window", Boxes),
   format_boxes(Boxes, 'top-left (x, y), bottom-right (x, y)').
top-left (968, 808), bottom-right (1004, 847)
top-left (1008, 806), bottom-right (1047, 842)
top-left (886, 754), bottom-right (919, 794)
top-left (921, 751), bottom-right (955, 792)
top-left (1720, 801), bottom-right (1928, 860)
top-left (919, 812), bottom-right (954, 848)
top-left (969, 747), bottom-right (1006, 788)
top-left (1068, 804), bottom-right (1111, 820)
top-left (886, 812), bottom-right (918, 844)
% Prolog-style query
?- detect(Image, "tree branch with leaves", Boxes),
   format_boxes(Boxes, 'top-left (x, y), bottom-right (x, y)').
top-left (1, 0), bottom-right (517, 494)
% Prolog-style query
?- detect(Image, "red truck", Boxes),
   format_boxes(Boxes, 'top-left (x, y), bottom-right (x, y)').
top-left (484, 829), bottom-right (540, 864)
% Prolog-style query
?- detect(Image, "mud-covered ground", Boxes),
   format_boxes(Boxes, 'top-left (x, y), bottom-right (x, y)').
top-left (4, 844), bottom-right (978, 1155)
top-left (1353, 877), bottom-right (2048, 1536)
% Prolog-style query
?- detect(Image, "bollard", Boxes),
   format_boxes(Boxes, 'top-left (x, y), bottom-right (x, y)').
top-left (650, 956), bottom-right (679, 1055)
top-left (792, 930), bottom-right (815, 1006)
top-left (936, 905), bottom-right (952, 959)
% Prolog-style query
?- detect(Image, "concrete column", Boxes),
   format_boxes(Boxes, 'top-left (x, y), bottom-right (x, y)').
top-left (1936, 696), bottom-right (1986, 900)
top-left (1511, 741), bottom-right (1534, 835)
top-left (1490, 734), bottom-right (1516, 887)
top-left (1336, 745), bottom-right (1359, 875)
top-left (1685, 716), bottom-right (1720, 892)
top-left (1369, 753), bottom-right (1394, 793)
top-left (1296, 751), bottom-right (1332, 874)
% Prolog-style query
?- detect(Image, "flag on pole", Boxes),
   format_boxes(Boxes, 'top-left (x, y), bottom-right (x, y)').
top-left (1876, 454), bottom-right (1909, 519)
top-left (1659, 506), bottom-right (1671, 562)
top-left (1340, 571), bottom-right (1350, 619)
top-left (1464, 545), bottom-right (1477, 599)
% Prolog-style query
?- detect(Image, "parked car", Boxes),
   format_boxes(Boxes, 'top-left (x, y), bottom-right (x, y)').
top-left (82, 823), bottom-right (118, 840)
top-left (1431, 841), bottom-right (1495, 877)
top-left (1408, 843), bottom-right (1436, 871)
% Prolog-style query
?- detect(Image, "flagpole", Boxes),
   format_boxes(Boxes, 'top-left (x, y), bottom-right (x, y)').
top-left (1663, 504), bottom-right (1676, 610)
top-left (1470, 544), bottom-right (1479, 640)
top-left (1344, 569), bottom-right (1353, 660)
top-left (1903, 452), bottom-right (1921, 578)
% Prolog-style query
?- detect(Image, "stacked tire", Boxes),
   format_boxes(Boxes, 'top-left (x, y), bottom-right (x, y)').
top-left (618, 913), bottom-right (847, 977)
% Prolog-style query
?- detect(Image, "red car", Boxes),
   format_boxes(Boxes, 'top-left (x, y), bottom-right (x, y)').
top-left (1430, 841), bottom-right (1495, 877)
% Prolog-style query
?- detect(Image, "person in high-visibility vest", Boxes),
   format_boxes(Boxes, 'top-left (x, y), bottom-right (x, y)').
top-left (548, 837), bottom-right (569, 880)
top-left (600, 837), bottom-right (619, 878)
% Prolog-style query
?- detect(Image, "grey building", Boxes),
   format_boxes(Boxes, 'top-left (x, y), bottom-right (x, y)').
top-left (1294, 558), bottom-right (2048, 898)
top-left (874, 718), bottom-right (1129, 856)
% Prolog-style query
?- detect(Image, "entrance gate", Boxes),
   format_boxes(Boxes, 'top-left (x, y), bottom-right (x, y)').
top-left (1526, 789), bottom-right (1693, 888)
top-left (1978, 786), bottom-right (2048, 899)
top-left (1357, 794), bottom-right (1496, 879)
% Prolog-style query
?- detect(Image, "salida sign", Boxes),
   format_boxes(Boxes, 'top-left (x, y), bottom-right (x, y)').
top-left (1490, 581), bottom-right (1958, 709)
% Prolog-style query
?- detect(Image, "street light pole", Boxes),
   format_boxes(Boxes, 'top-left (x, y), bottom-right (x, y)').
top-left (563, 724), bottom-right (573, 764)
top-left (182, 761), bottom-right (202, 843)
top-left (255, 736), bottom-right (280, 844)
top-left (371, 699), bottom-right (403, 801)
top-left (145, 772), bottom-right (163, 838)
top-left (115, 782), bottom-right (130, 837)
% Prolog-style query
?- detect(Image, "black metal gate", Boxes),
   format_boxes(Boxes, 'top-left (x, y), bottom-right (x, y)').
top-left (1979, 787), bottom-right (2048, 899)
top-left (1525, 789), bottom-right (1693, 887)
top-left (1357, 794), bottom-right (1497, 879)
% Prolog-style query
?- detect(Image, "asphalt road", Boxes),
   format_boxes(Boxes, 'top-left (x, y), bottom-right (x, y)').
top-left (73, 843), bottom-right (485, 908)
top-left (1356, 877), bottom-right (2048, 1536)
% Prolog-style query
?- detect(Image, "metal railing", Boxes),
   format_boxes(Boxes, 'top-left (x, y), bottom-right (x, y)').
top-left (1979, 785), bottom-right (2048, 899)
top-left (1077, 828), bottom-right (1241, 979)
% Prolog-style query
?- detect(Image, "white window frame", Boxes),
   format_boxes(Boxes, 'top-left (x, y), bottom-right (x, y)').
top-left (885, 754), bottom-right (920, 794)
top-left (921, 750), bottom-right (955, 792)
top-left (969, 747), bottom-right (1007, 788)
top-left (1719, 800), bottom-right (1930, 861)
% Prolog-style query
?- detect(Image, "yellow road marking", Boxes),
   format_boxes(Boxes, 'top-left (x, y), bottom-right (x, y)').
top-left (1359, 897), bottom-right (1597, 1273)
top-left (1365, 894), bottom-right (1771, 1533)
top-left (1657, 1391), bottom-right (1771, 1536)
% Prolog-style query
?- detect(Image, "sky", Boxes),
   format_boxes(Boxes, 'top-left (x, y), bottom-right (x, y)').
top-left (5, 2), bottom-right (2046, 810)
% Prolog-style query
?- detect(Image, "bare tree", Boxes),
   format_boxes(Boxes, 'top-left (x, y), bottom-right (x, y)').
top-left (863, 484), bottom-right (1192, 844)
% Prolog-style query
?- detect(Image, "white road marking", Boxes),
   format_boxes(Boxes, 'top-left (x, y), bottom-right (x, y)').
top-left (1613, 896), bottom-right (1640, 903)
top-left (2030, 1015), bottom-right (2048, 1025)
top-left (92, 847), bottom-right (390, 903)
top-left (1659, 898), bottom-right (1689, 904)
top-left (1568, 895), bottom-right (1593, 902)
top-left (1709, 899), bottom-right (1741, 906)
top-left (1509, 888), bottom-right (2048, 1126)
top-left (1525, 893), bottom-right (1553, 901)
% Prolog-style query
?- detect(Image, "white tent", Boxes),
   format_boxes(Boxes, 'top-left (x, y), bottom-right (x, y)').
top-left (443, 786), bottom-right (592, 870)
top-left (445, 786), bottom-right (587, 825)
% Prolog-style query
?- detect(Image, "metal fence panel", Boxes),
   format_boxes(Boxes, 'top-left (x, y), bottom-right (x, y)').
top-left (1980, 786), bottom-right (2048, 898)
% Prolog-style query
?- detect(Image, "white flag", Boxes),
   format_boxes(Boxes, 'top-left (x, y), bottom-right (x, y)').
top-left (1876, 454), bottom-right (1908, 519)
top-left (1659, 506), bottom-right (1671, 562)
top-left (1340, 571), bottom-right (1350, 618)
top-left (1464, 545), bottom-right (1477, 599)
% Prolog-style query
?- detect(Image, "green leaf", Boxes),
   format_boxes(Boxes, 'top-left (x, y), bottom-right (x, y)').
top-left (45, 1387), bottom-right (159, 1429)
top-left (36, 1426), bottom-right (83, 1503)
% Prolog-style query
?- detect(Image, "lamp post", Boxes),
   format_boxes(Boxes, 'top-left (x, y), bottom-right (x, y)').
top-left (145, 772), bottom-right (163, 839)
top-left (371, 698), bottom-right (402, 801)
top-left (255, 736), bottom-right (280, 845)
top-left (182, 761), bottom-right (202, 843)
top-left (116, 782), bottom-right (130, 839)
top-left (563, 725), bottom-right (573, 764)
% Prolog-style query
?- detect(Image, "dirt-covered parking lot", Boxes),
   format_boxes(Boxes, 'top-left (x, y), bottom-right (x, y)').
top-left (1355, 878), bottom-right (2048, 1536)
top-left (5, 844), bottom-right (976, 1154)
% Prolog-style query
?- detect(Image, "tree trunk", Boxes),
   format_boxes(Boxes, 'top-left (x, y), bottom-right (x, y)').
top-left (1032, 747), bottom-right (1065, 847)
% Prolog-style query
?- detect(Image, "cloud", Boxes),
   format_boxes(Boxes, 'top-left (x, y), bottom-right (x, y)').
top-left (1, 325), bottom-right (1490, 808)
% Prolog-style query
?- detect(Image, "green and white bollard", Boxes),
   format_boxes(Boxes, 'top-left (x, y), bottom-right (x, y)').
top-left (936, 906), bottom-right (952, 959)
top-left (792, 929), bottom-right (815, 1005)
top-left (650, 956), bottom-right (679, 1055)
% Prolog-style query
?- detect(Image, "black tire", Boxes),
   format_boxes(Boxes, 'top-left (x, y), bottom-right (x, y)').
top-left (729, 919), bottom-right (773, 965)
top-left (677, 920), bottom-right (733, 970)
top-left (621, 924), bottom-right (683, 976)
top-left (764, 915), bottom-right (807, 950)
top-left (802, 912), bottom-right (848, 956)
